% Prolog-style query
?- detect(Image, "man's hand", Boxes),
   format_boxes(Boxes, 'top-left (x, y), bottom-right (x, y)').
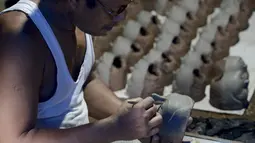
top-left (112, 97), bottom-right (163, 140)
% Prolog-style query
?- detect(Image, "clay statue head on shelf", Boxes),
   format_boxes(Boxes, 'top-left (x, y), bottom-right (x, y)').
top-left (168, 36), bottom-right (190, 59)
top-left (96, 52), bottom-right (128, 91)
top-left (172, 66), bottom-right (207, 102)
top-left (210, 70), bottom-right (249, 110)
top-left (112, 36), bottom-right (144, 69)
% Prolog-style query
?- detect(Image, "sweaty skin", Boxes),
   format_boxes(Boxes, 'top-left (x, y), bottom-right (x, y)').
top-left (0, 0), bottom-right (163, 142)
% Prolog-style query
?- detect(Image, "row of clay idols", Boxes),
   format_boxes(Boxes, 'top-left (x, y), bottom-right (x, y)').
top-left (93, 10), bottom-right (160, 60)
top-left (173, 56), bottom-right (249, 110)
top-left (200, 0), bottom-right (253, 51)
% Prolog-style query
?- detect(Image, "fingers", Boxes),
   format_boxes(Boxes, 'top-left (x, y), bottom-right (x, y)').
top-left (136, 96), bottom-right (155, 109)
top-left (151, 135), bottom-right (160, 143)
top-left (148, 112), bottom-right (163, 129)
top-left (145, 104), bottom-right (158, 119)
top-left (148, 128), bottom-right (160, 137)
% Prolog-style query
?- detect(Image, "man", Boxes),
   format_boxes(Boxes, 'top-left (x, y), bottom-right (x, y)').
top-left (0, 0), bottom-right (163, 142)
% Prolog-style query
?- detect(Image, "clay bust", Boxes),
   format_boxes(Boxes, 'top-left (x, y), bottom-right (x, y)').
top-left (122, 20), bottom-right (155, 54)
top-left (172, 65), bottom-right (207, 102)
top-left (95, 52), bottom-right (127, 91)
top-left (144, 49), bottom-right (180, 85)
top-left (221, 0), bottom-right (252, 31)
top-left (127, 59), bottom-right (164, 99)
top-left (136, 10), bottom-right (160, 37)
top-left (168, 36), bottom-right (190, 59)
top-left (158, 93), bottom-right (194, 143)
top-left (112, 36), bottom-right (144, 69)
top-left (211, 11), bottom-right (240, 46)
top-left (212, 56), bottom-right (249, 79)
top-left (200, 24), bottom-right (231, 60)
top-left (205, 0), bottom-right (222, 8)
top-left (210, 70), bottom-right (249, 110)
top-left (181, 51), bottom-right (214, 84)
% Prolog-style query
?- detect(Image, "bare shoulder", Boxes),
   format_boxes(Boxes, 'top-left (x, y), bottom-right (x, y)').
top-left (0, 11), bottom-right (45, 84)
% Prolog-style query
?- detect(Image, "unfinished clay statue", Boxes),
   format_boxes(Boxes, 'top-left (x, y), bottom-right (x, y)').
top-left (213, 56), bottom-right (249, 78)
top-left (112, 36), bottom-right (144, 68)
top-left (155, 0), bottom-right (178, 15)
top-left (210, 70), bottom-right (249, 110)
top-left (194, 38), bottom-right (229, 61)
top-left (136, 11), bottom-right (160, 37)
top-left (144, 49), bottom-right (180, 85)
top-left (158, 93), bottom-right (194, 143)
top-left (140, 0), bottom-right (156, 11)
top-left (127, 59), bottom-right (164, 99)
top-left (200, 24), bottom-right (231, 59)
top-left (172, 65), bottom-right (207, 102)
top-left (123, 20), bottom-right (155, 54)
top-left (204, 0), bottom-right (222, 8)
top-left (166, 5), bottom-right (205, 29)
top-left (168, 36), bottom-right (190, 59)
top-left (211, 11), bottom-right (240, 46)
top-left (221, 0), bottom-right (252, 30)
top-left (96, 52), bottom-right (127, 91)
top-left (161, 19), bottom-right (181, 36)
top-left (181, 51), bottom-right (214, 83)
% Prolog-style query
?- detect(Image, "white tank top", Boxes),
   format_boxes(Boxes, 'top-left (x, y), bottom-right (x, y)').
top-left (0, 0), bottom-right (95, 129)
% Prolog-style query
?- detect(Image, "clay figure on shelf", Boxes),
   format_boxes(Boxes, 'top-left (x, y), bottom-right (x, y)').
top-left (172, 65), bottom-right (207, 102)
top-left (204, 0), bottom-right (222, 8)
top-left (158, 93), bottom-right (194, 143)
top-left (181, 51), bottom-right (214, 84)
top-left (95, 52), bottom-right (127, 91)
top-left (200, 24), bottom-right (231, 60)
top-left (212, 56), bottom-right (249, 79)
top-left (136, 10), bottom-right (161, 37)
top-left (221, 0), bottom-right (252, 31)
top-left (112, 36), bottom-right (144, 69)
top-left (210, 70), bottom-right (249, 110)
top-left (144, 49), bottom-right (180, 86)
top-left (155, 0), bottom-right (178, 15)
top-left (123, 20), bottom-right (155, 54)
top-left (168, 36), bottom-right (190, 59)
top-left (127, 59), bottom-right (164, 99)
top-left (211, 11), bottom-right (240, 46)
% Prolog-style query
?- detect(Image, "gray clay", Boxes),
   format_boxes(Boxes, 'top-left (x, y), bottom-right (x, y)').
top-left (172, 65), bottom-right (207, 102)
top-left (210, 70), bottom-right (249, 110)
top-left (158, 93), bottom-right (194, 143)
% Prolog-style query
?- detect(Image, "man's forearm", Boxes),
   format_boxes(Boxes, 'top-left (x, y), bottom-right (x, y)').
top-left (84, 78), bottom-right (123, 120)
top-left (18, 117), bottom-right (120, 143)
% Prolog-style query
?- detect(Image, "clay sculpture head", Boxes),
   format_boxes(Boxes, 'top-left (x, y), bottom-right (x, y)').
top-left (96, 52), bottom-right (127, 91)
top-left (161, 19), bottom-right (181, 36)
top-left (127, 59), bottom-right (164, 99)
top-left (166, 5), bottom-right (203, 30)
top-left (212, 56), bottom-right (249, 79)
top-left (112, 36), bottom-right (144, 69)
top-left (158, 93), bottom-right (194, 143)
top-left (93, 36), bottom-right (112, 59)
top-left (200, 24), bottom-right (231, 57)
top-left (210, 70), bottom-right (249, 110)
top-left (136, 10), bottom-right (160, 37)
top-left (182, 51), bottom-right (214, 84)
top-left (168, 36), bottom-right (191, 59)
top-left (172, 65), bottom-right (207, 102)
top-left (177, 0), bottom-right (209, 26)
top-left (221, 0), bottom-right (252, 31)
top-left (144, 49), bottom-right (180, 86)
top-left (140, 0), bottom-right (156, 11)
top-left (155, 0), bottom-right (178, 15)
top-left (211, 11), bottom-right (240, 46)
top-left (123, 20), bottom-right (155, 54)
top-left (204, 0), bottom-right (222, 8)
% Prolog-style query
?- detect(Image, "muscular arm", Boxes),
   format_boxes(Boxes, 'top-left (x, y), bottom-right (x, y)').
top-left (84, 69), bottom-right (123, 120)
top-left (0, 23), bottom-right (120, 143)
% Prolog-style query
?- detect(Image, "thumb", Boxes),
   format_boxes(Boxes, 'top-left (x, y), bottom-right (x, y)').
top-left (151, 135), bottom-right (160, 143)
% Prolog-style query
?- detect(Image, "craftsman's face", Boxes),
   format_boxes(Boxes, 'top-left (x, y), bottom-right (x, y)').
top-left (73, 0), bottom-right (129, 36)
